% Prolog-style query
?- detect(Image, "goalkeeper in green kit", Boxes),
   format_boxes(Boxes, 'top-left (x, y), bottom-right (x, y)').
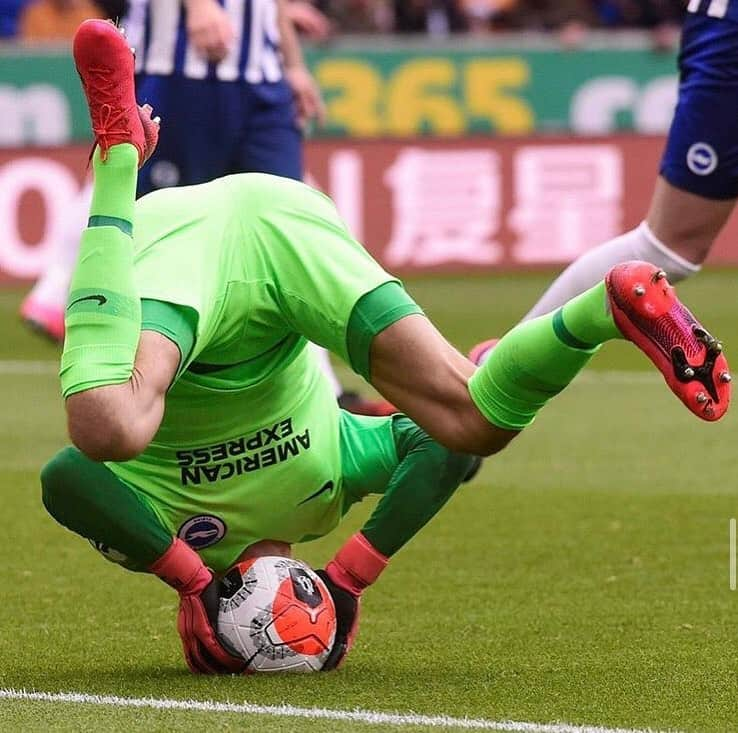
top-left (41, 20), bottom-right (732, 674)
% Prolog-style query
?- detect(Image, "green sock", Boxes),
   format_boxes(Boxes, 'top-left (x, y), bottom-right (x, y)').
top-left (60, 144), bottom-right (141, 399)
top-left (468, 282), bottom-right (622, 431)
top-left (361, 417), bottom-right (474, 557)
top-left (89, 143), bottom-right (138, 228)
top-left (41, 447), bottom-right (172, 570)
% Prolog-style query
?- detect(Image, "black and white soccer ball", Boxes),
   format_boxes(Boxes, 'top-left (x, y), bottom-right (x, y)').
top-left (217, 556), bottom-right (336, 673)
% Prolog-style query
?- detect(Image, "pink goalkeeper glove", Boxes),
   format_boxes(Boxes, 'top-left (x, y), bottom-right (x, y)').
top-left (150, 538), bottom-right (246, 675)
top-left (317, 532), bottom-right (388, 670)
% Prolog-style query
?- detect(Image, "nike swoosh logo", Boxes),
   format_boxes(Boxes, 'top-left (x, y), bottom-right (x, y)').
top-left (68, 294), bottom-right (107, 309)
top-left (297, 480), bottom-right (334, 506)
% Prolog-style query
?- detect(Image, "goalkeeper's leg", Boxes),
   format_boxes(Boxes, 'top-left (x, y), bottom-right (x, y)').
top-left (61, 20), bottom-right (177, 463)
top-left (41, 446), bottom-right (246, 674)
top-left (41, 447), bottom-right (173, 570)
top-left (366, 262), bottom-right (730, 457)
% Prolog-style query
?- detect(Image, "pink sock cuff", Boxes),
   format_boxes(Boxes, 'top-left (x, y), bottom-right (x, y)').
top-left (330, 532), bottom-right (389, 592)
top-left (149, 538), bottom-right (205, 592)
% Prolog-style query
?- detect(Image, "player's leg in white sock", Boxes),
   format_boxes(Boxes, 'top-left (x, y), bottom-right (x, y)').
top-left (523, 221), bottom-right (700, 321)
top-left (310, 342), bottom-right (342, 397)
top-left (28, 180), bottom-right (94, 310)
top-left (524, 177), bottom-right (736, 321)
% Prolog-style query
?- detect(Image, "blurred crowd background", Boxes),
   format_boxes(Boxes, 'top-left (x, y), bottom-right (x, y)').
top-left (0, 0), bottom-right (685, 47)
top-left (0, 0), bottom-right (711, 283)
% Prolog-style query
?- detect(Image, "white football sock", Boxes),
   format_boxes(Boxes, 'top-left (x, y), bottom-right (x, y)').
top-left (28, 180), bottom-right (93, 309)
top-left (522, 221), bottom-right (702, 321)
top-left (310, 343), bottom-right (342, 397)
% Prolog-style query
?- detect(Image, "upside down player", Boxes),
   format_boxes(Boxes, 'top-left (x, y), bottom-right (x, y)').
top-left (41, 20), bottom-right (732, 674)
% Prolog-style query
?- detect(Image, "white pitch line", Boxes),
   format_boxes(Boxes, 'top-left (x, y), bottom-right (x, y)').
top-left (0, 361), bottom-right (659, 384)
top-left (0, 360), bottom-right (58, 375)
top-left (0, 688), bottom-right (676, 733)
top-left (730, 518), bottom-right (736, 591)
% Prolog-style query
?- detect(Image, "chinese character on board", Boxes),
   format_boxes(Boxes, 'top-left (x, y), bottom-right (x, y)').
top-left (509, 145), bottom-right (622, 264)
top-left (384, 148), bottom-right (503, 267)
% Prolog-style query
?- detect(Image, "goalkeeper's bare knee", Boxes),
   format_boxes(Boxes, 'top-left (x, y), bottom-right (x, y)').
top-left (65, 331), bottom-right (178, 462)
top-left (66, 386), bottom-right (148, 462)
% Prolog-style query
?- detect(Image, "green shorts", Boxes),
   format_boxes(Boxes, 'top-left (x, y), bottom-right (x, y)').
top-left (98, 410), bottom-right (401, 573)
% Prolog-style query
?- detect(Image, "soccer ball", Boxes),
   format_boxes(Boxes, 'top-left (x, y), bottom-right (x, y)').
top-left (217, 556), bottom-right (336, 673)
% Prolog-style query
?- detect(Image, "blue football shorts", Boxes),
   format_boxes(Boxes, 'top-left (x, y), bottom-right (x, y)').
top-left (661, 13), bottom-right (738, 200)
top-left (136, 74), bottom-right (302, 196)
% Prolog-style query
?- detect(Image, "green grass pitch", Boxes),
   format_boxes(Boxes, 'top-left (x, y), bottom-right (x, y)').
top-left (0, 271), bottom-right (737, 732)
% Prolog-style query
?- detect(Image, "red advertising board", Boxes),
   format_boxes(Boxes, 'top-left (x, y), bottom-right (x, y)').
top-left (1, 136), bottom-right (737, 282)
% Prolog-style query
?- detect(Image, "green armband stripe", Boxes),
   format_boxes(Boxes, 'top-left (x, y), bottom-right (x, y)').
top-left (88, 215), bottom-right (133, 237)
top-left (552, 308), bottom-right (598, 351)
top-left (347, 281), bottom-right (424, 382)
top-left (141, 299), bottom-right (198, 376)
top-left (66, 287), bottom-right (140, 319)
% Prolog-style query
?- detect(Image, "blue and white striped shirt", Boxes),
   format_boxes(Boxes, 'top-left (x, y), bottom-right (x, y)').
top-left (687, 0), bottom-right (738, 23)
top-left (124, 0), bottom-right (283, 83)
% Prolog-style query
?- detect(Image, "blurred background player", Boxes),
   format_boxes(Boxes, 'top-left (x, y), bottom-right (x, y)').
top-left (517, 0), bottom-right (738, 323)
top-left (19, 0), bottom-right (388, 413)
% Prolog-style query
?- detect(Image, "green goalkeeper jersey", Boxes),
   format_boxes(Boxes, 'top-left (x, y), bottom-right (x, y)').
top-left (104, 173), bottom-right (398, 569)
